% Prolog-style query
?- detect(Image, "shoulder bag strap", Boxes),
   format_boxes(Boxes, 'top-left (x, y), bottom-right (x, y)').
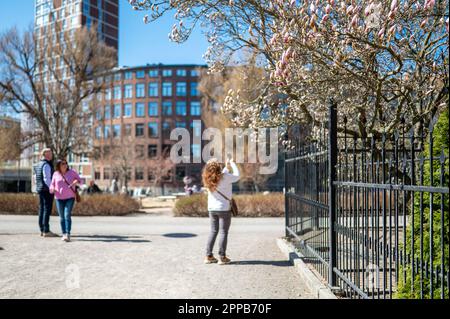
top-left (61, 172), bottom-right (77, 196)
top-left (216, 189), bottom-right (231, 202)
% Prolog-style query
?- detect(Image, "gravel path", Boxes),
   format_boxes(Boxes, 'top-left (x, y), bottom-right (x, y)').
top-left (0, 214), bottom-right (313, 299)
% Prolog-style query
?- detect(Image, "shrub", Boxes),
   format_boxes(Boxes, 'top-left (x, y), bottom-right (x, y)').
top-left (396, 109), bottom-right (449, 299)
top-left (173, 193), bottom-right (284, 217)
top-left (0, 194), bottom-right (140, 216)
top-left (0, 193), bottom-right (40, 214)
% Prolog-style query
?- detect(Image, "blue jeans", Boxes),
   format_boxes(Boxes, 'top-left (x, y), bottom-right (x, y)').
top-left (56, 198), bottom-right (75, 235)
top-left (38, 191), bottom-right (54, 233)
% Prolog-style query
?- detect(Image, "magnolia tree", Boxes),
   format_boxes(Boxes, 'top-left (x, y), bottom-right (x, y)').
top-left (130, 0), bottom-right (448, 142)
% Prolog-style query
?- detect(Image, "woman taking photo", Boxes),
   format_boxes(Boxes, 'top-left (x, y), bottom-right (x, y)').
top-left (49, 159), bottom-right (82, 242)
top-left (202, 157), bottom-right (240, 265)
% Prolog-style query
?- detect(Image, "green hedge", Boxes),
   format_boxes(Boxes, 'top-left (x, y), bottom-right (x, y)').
top-left (396, 109), bottom-right (449, 299)
top-left (173, 193), bottom-right (284, 217)
top-left (0, 194), bottom-right (140, 216)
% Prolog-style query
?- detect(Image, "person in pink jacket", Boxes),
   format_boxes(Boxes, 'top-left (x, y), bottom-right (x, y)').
top-left (49, 159), bottom-right (82, 242)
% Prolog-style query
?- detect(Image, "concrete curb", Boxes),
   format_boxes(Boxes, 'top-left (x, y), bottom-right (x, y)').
top-left (277, 238), bottom-right (337, 299)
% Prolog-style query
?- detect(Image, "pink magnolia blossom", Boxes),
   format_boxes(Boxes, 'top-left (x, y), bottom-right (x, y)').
top-left (390, 0), bottom-right (398, 11)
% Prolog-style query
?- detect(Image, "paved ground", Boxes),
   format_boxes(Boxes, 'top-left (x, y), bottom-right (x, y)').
top-left (0, 213), bottom-right (313, 299)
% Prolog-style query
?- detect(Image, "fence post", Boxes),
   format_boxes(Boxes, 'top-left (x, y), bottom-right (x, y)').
top-left (284, 133), bottom-right (289, 239)
top-left (328, 98), bottom-right (338, 288)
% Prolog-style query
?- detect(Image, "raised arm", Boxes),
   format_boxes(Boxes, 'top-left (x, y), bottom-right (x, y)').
top-left (225, 160), bottom-right (240, 183)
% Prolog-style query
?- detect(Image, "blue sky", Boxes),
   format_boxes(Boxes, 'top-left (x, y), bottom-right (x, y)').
top-left (0, 0), bottom-right (209, 66)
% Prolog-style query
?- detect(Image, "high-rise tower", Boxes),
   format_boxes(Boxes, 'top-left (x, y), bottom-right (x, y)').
top-left (35, 0), bottom-right (119, 61)
top-left (29, 0), bottom-right (120, 184)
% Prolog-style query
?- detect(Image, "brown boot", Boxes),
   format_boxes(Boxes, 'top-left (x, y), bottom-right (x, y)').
top-left (204, 256), bottom-right (218, 264)
top-left (218, 256), bottom-right (231, 265)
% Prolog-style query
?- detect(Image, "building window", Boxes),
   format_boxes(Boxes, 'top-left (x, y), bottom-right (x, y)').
top-left (148, 145), bottom-right (158, 158)
top-left (95, 127), bottom-right (102, 139)
top-left (124, 71), bottom-right (133, 80)
top-left (176, 101), bottom-right (187, 116)
top-left (135, 167), bottom-right (144, 181)
top-left (148, 122), bottom-right (158, 137)
top-left (104, 125), bottom-right (111, 138)
top-left (176, 166), bottom-right (186, 181)
top-left (175, 121), bottom-right (186, 128)
top-left (136, 83), bottom-right (145, 98)
top-left (192, 144), bottom-right (201, 159)
top-left (113, 104), bottom-right (121, 118)
top-left (176, 82), bottom-right (187, 97)
top-left (96, 109), bottom-right (103, 121)
top-left (148, 82), bottom-right (159, 97)
top-left (136, 70), bottom-right (145, 79)
top-left (162, 101), bottom-right (172, 116)
top-left (135, 123), bottom-right (144, 137)
top-left (103, 168), bottom-right (110, 180)
top-left (124, 103), bottom-right (132, 117)
top-left (149, 70), bottom-right (158, 77)
top-left (162, 69), bottom-right (172, 77)
top-left (162, 169), bottom-right (172, 181)
top-left (191, 121), bottom-right (202, 137)
top-left (162, 122), bottom-right (171, 137)
top-left (124, 124), bottom-right (132, 136)
top-left (105, 88), bottom-right (112, 101)
top-left (104, 105), bottom-right (111, 120)
top-left (114, 86), bottom-right (122, 100)
top-left (95, 168), bottom-right (101, 180)
top-left (114, 73), bottom-right (122, 81)
top-left (190, 82), bottom-right (199, 96)
top-left (136, 103), bottom-right (145, 117)
top-left (112, 124), bottom-right (120, 138)
top-left (124, 84), bottom-right (133, 99)
top-left (148, 171), bottom-right (156, 182)
top-left (190, 101), bottom-right (201, 116)
top-left (162, 82), bottom-right (172, 97)
top-left (148, 102), bottom-right (158, 117)
top-left (190, 69), bottom-right (200, 77)
top-left (176, 69), bottom-right (187, 77)
top-left (135, 145), bottom-right (145, 159)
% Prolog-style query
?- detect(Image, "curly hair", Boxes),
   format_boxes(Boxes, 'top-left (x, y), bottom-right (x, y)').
top-left (202, 160), bottom-right (224, 192)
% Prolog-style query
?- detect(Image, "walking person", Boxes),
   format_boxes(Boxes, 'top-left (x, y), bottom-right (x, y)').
top-left (49, 159), bottom-right (82, 242)
top-left (33, 148), bottom-right (57, 237)
top-left (202, 157), bottom-right (240, 265)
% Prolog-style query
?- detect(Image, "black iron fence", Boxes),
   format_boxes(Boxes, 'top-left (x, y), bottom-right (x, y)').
top-left (285, 101), bottom-right (449, 299)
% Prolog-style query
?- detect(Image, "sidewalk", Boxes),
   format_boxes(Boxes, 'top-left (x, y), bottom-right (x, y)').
top-left (0, 214), bottom-right (314, 299)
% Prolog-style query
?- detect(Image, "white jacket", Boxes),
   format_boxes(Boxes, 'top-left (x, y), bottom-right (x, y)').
top-left (207, 162), bottom-right (240, 212)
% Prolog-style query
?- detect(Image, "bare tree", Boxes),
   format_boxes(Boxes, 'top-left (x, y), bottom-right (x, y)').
top-left (0, 118), bottom-right (21, 164)
top-left (0, 25), bottom-right (117, 160)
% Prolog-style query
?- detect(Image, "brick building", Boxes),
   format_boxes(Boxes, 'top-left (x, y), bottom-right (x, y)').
top-left (92, 64), bottom-right (207, 194)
